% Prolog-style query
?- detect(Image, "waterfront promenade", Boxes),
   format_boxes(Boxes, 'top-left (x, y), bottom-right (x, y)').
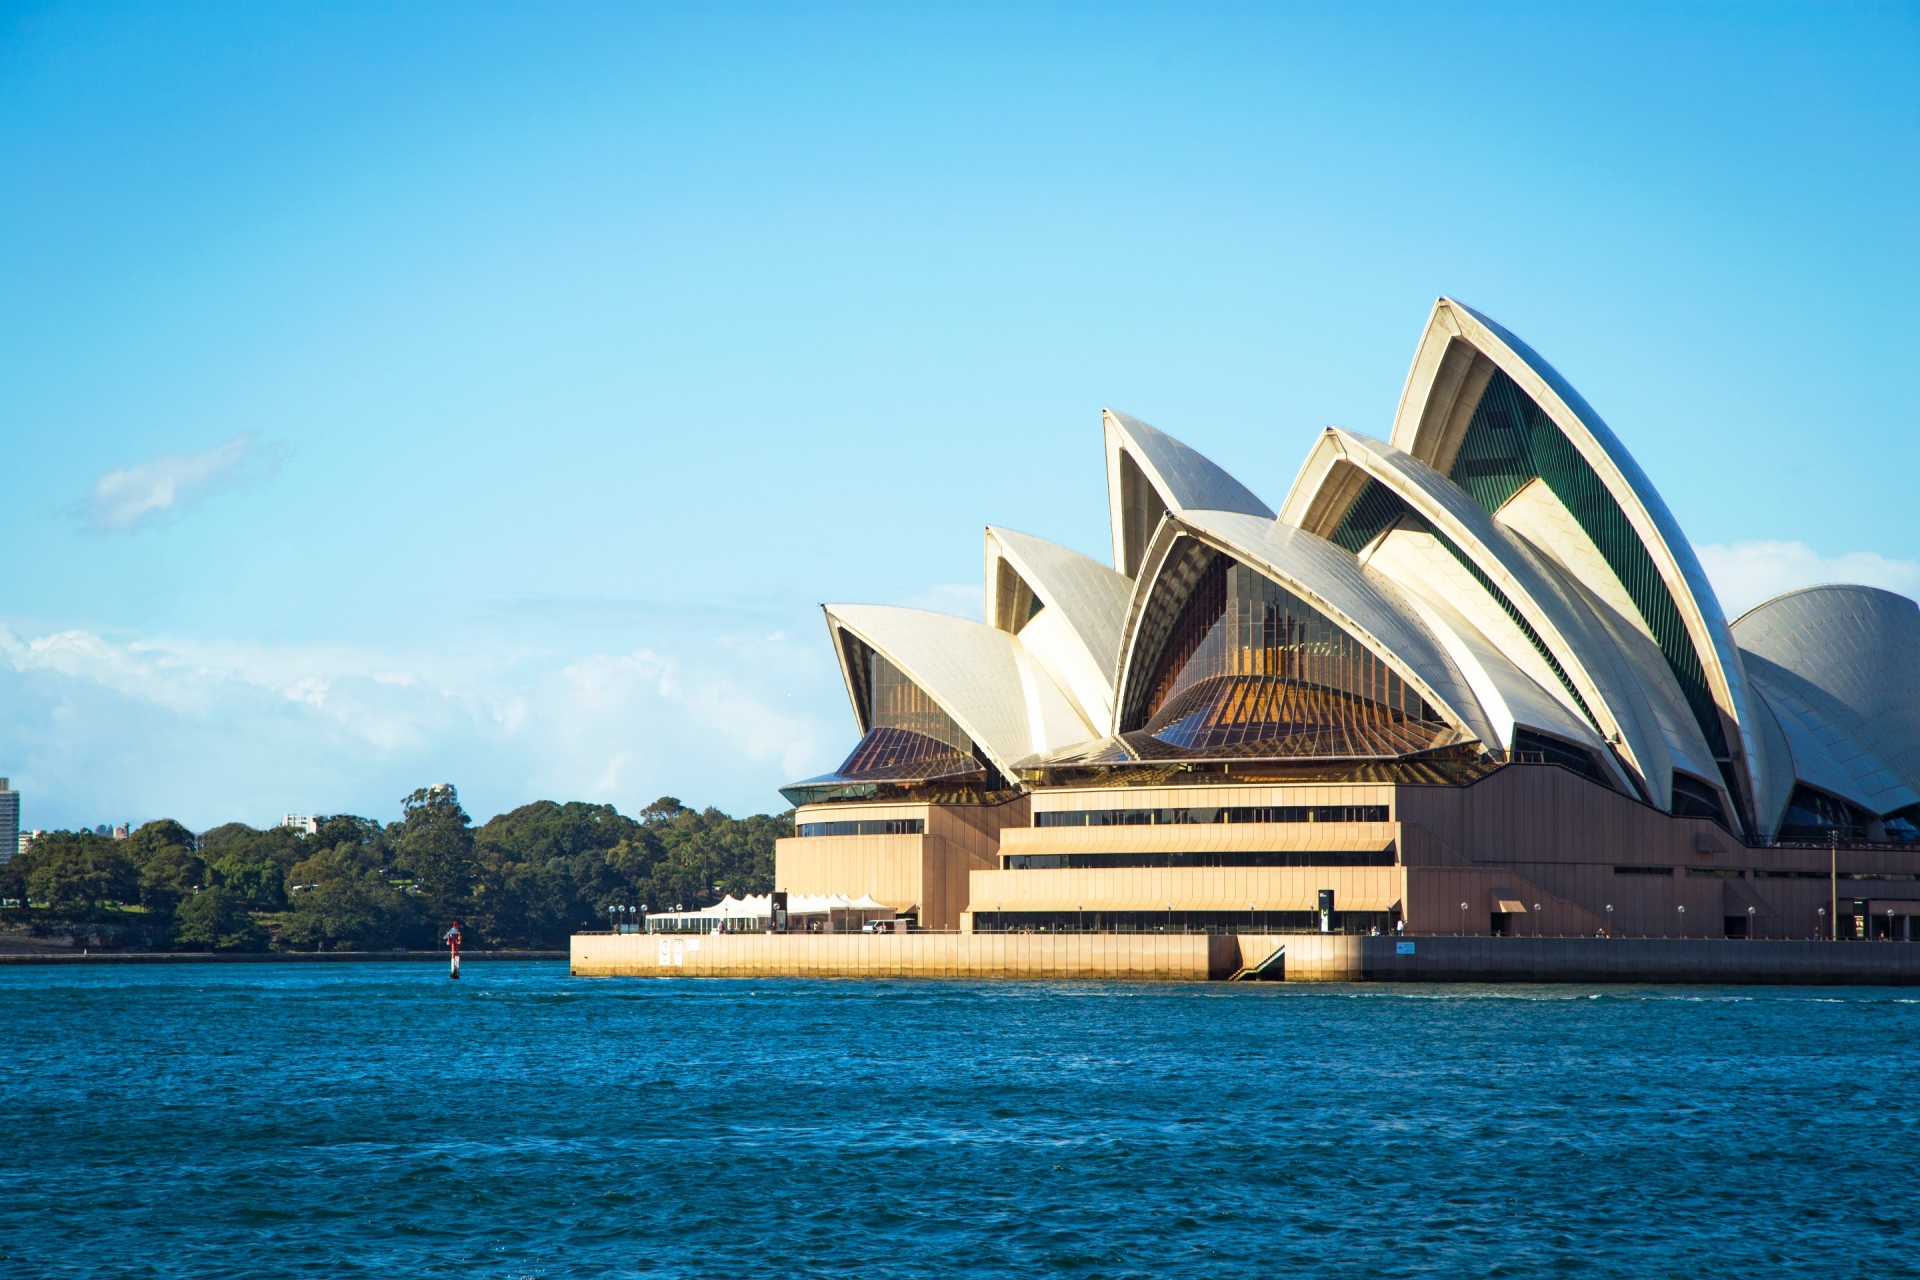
top-left (572, 930), bottom-right (1920, 984)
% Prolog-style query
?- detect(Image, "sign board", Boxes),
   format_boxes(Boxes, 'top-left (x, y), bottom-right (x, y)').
top-left (1396, 941), bottom-right (1416, 955)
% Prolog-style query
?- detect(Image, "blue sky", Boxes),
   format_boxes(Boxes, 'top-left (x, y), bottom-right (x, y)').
top-left (2, 2), bottom-right (1916, 831)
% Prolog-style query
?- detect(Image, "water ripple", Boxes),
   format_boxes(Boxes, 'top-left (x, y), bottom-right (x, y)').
top-left (4, 965), bottom-right (1918, 1277)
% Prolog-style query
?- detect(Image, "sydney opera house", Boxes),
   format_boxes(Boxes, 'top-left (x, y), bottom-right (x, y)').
top-left (773, 299), bottom-right (1920, 945)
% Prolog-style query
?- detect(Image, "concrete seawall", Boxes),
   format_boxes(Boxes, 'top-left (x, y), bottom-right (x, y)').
top-left (1347, 936), bottom-right (1920, 985)
top-left (573, 931), bottom-right (1920, 985)
top-left (572, 931), bottom-right (1241, 980)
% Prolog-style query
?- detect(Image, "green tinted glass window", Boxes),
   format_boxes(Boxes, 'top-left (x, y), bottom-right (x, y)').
top-left (1449, 370), bottom-right (1728, 759)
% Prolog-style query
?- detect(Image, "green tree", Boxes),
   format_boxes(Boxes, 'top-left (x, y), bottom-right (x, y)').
top-left (119, 820), bottom-right (210, 916)
top-left (122, 819), bottom-right (197, 867)
top-left (468, 800), bottom-right (644, 946)
top-left (212, 823), bottom-right (310, 868)
top-left (136, 845), bottom-right (208, 914)
top-left (392, 785), bottom-right (474, 922)
top-left (171, 887), bottom-right (267, 951)
top-left (209, 853), bottom-right (286, 909)
top-left (14, 832), bottom-right (140, 917)
top-left (279, 841), bottom-right (427, 951)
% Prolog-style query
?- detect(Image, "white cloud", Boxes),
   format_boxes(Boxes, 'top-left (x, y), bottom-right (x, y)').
top-left (0, 618), bottom-right (845, 831)
top-left (1697, 540), bottom-right (1920, 620)
top-left (84, 432), bottom-right (276, 530)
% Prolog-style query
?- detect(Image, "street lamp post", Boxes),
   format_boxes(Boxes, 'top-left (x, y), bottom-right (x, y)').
top-left (1460, 902), bottom-right (1469, 936)
top-left (1748, 905), bottom-right (1757, 940)
top-left (1605, 903), bottom-right (1614, 938)
top-left (1534, 903), bottom-right (1542, 938)
top-left (1818, 906), bottom-right (1827, 942)
top-left (1677, 903), bottom-right (1686, 938)
top-left (1830, 827), bottom-right (1841, 939)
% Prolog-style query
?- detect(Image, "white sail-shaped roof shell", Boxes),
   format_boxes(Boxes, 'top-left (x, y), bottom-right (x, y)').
top-left (1359, 521), bottom-right (1626, 767)
top-left (984, 527), bottom-right (1132, 734)
top-left (795, 302), bottom-right (1920, 839)
top-left (824, 604), bottom-right (1096, 778)
top-left (1734, 586), bottom-right (1920, 816)
top-left (1740, 650), bottom-right (1916, 817)
top-left (1113, 509), bottom-right (1494, 753)
top-left (1280, 427), bottom-right (1723, 812)
top-left (1104, 408), bottom-right (1273, 579)
top-left (1383, 297), bottom-right (1775, 829)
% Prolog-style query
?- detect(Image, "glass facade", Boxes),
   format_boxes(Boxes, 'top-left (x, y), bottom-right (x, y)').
top-left (1118, 450), bottom-right (1169, 579)
top-left (782, 633), bottom-right (1012, 807)
top-left (1329, 478), bottom-right (1414, 555)
top-left (1329, 479), bottom-right (1604, 738)
top-left (993, 559), bottom-right (1045, 634)
top-left (970, 910), bottom-right (1396, 935)
top-left (1777, 784), bottom-right (1872, 843)
top-left (1003, 850), bottom-right (1395, 869)
top-left (1034, 805), bottom-right (1389, 827)
top-left (1447, 369), bottom-right (1730, 763)
top-left (796, 818), bottom-right (926, 837)
top-left (1881, 804), bottom-right (1920, 842)
top-left (1668, 772), bottom-right (1730, 828)
top-left (853, 637), bottom-right (975, 755)
top-left (1508, 729), bottom-right (1605, 786)
top-left (1124, 552), bottom-right (1448, 759)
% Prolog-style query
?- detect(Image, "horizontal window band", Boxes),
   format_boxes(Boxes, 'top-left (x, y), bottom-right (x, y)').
top-left (1614, 868), bottom-right (1920, 881)
top-left (1033, 805), bottom-right (1389, 828)
top-left (970, 910), bottom-right (1397, 935)
top-left (796, 819), bottom-right (925, 837)
top-left (1004, 850), bottom-right (1395, 869)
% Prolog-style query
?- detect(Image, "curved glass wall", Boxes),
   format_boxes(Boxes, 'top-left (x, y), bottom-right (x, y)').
top-left (1330, 478), bottom-right (1604, 737)
top-left (782, 634), bottom-right (1009, 806)
top-left (1881, 803), bottom-right (1920, 842)
top-left (1669, 772), bottom-right (1730, 829)
top-left (1124, 551), bottom-right (1449, 759)
top-left (1777, 784), bottom-right (1873, 843)
top-left (1509, 729), bottom-right (1605, 786)
top-left (1448, 369), bottom-right (1731, 763)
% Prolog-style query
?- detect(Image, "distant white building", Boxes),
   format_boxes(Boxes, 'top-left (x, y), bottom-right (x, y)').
top-left (282, 815), bottom-right (319, 835)
top-left (0, 780), bottom-right (16, 866)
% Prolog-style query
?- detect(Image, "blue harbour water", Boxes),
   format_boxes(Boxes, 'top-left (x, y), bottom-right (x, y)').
top-left (4, 964), bottom-right (1917, 1278)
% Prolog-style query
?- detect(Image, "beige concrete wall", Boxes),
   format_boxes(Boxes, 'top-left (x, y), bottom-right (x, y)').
top-left (572, 930), bottom-right (1229, 980)
top-left (775, 833), bottom-right (925, 912)
top-left (966, 865), bottom-right (1407, 913)
top-left (779, 797), bottom-right (1027, 929)
top-left (779, 767), bottom-right (1920, 944)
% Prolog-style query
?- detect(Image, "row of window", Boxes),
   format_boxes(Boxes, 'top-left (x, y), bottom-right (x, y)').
top-left (1614, 865), bottom-right (1920, 881)
top-left (1034, 805), bottom-right (1390, 828)
top-left (969, 910), bottom-right (1397, 936)
top-left (796, 819), bottom-right (926, 838)
top-left (1004, 850), bottom-right (1396, 869)
top-left (794, 808), bottom-right (1392, 836)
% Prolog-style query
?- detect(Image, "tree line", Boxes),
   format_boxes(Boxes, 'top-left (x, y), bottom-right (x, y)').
top-left (0, 786), bottom-right (791, 951)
